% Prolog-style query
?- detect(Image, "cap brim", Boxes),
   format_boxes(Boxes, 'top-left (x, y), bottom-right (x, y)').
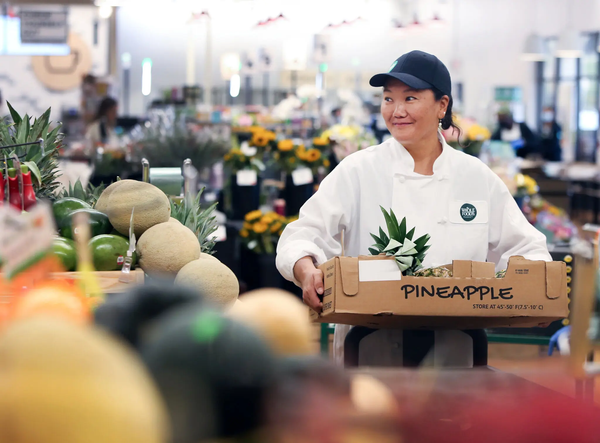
top-left (369, 72), bottom-right (433, 90)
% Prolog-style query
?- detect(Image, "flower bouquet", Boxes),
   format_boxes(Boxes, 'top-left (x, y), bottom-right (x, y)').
top-left (240, 210), bottom-right (294, 254)
top-left (443, 116), bottom-right (491, 157)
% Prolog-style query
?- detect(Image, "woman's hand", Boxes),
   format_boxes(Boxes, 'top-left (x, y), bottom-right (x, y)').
top-left (293, 256), bottom-right (324, 312)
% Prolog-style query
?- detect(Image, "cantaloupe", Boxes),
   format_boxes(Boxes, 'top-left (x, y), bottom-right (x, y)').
top-left (350, 374), bottom-right (399, 417)
top-left (105, 181), bottom-right (171, 237)
top-left (94, 179), bottom-right (129, 214)
top-left (199, 253), bottom-right (220, 263)
top-left (137, 222), bottom-right (200, 278)
top-left (227, 289), bottom-right (313, 356)
top-left (0, 318), bottom-right (168, 443)
top-left (168, 217), bottom-right (181, 224)
top-left (175, 259), bottom-right (239, 309)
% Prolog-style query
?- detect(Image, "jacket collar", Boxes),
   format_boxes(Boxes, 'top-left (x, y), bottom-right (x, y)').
top-left (390, 130), bottom-right (452, 178)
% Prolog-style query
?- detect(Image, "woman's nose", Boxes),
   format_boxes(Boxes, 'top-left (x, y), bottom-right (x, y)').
top-left (393, 103), bottom-right (407, 118)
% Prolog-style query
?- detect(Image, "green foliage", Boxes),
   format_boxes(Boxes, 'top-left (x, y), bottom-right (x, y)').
top-left (369, 207), bottom-right (431, 275)
top-left (0, 104), bottom-right (63, 200)
top-left (58, 179), bottom-right (106, 207)
top-left (170, 188), bottom-right (219, 254)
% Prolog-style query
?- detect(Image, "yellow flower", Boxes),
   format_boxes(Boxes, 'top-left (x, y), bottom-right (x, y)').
top-left (323, 159), bottom-right (330, 168)
top-left (306, 149), bottom-right (321, 162)
top-left (240, 229), bottom-right (249, 238)
top-left (265, 211), bottom-right (280, 220)
top-left (223, 153), bottom-right (232, 161)
top-left (287, 215), bottom-right (299, 223)
top-left (297, 150), bottom-right (307, 161)
top-left (231, 149), bottom-right (244, 157)
top-left (297, 144), bottom-right (305, 152)
top-left (270, 221), bottom-right (283, 233)
top-left (253, 222), bottom-right (268, 234)
top-left (278, 140), bottom-right (294, 151)
top-left (466, 124), bottom-right (491, 141)
top-left (313, 137), bottom-right (329, 146)
top-left (251, 133), bottom-right (269, 147)
top-left (278, 229), bottom-right (284, 236)
top-left (249, 126), bottom-right (263, 134)
top-left (261, 215), bottom-right (274, 225)
top-left (243, 222), bottom-right (253, 230)
top-left (244, 210), bottom-right (263, 222)
top-left (289, 157), bottom-right (296, 164)
top-left (264, 131), bottom-right (277, 141)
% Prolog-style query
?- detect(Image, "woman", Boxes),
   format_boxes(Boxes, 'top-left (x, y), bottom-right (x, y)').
top-left (276, 51), bottom-right (551, 365)
top-left (85, 96), bottom-right (120, 151)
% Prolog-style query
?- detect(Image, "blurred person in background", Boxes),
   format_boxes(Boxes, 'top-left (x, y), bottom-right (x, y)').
top-left (538, 106), bottom-right (562, 162)
top-left (86, 96), bottom-right (120, 151)
top-left (491, 108), bottom-right (539, 158)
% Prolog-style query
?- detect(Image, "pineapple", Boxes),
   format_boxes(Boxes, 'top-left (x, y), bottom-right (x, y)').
top-left (414, 266), bottom-right (453, 278)
top-left (58, 179), bottom-right (106, 207)
top-left (495, 269), bottom-right (507, 278)
top-left (0, 103), bottom-right (63, 200)
top-left (369, 206), bottom-right (431, 275)
top-left (170, 187), bottom-right (219, 254)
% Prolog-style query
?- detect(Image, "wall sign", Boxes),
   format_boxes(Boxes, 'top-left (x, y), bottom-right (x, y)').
top-left (20, 9), bottom-right (69, 44)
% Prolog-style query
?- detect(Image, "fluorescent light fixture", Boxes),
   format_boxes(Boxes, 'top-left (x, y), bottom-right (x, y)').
top-left (98, 4), bottom-right (113, 19)
top-left (229, 74), bottom-right (240, 98)
top-left (521, 33), bottom-right (545, 61)
top-left (121, 52), bottom-right (131, 69)
top-left (556, 29), bottom-right (583, 58)
top-left (142, 58), bottom-right (152, 96)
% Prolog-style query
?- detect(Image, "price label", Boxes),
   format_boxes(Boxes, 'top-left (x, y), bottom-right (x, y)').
top-left (236, 169), bottom-right (258, 186)
top-left (292, 167), bottom-right (313, 186)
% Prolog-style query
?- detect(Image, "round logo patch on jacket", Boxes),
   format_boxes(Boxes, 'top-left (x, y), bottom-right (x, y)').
top-left (460, 203), bottom-right (477, 222)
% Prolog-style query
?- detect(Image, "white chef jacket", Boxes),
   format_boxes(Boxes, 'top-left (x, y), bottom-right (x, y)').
top-left (276, 132), bottom-right (551, 365)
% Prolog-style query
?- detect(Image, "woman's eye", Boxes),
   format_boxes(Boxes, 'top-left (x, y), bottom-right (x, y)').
top-left (406, 96), bottom-right (417, 102)
top-left (384, 97), bottom-right (392, 102)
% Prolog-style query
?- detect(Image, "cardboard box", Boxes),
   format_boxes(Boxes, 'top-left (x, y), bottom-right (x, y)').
top-left (310, 256), bottom-right (568, 329)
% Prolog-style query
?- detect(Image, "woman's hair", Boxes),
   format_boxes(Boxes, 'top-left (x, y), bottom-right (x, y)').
top-left (432, 88), bottom-right (466, 147)
top-left (95, 97), bottom-right (117, 121)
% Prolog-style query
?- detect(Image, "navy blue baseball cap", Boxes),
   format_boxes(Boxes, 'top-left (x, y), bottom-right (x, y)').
top-left (370, 50), bottom-right (452, 97)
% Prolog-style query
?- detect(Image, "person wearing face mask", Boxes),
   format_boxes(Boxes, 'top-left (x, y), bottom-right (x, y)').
top-left (491, 109), bottom-right (539, 158)
top-left (539, 107), bottom-right (562, 162)
top-left (276, 50), bottom-right (552, 366)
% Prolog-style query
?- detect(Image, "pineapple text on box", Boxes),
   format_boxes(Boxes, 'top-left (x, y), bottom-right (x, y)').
top-left (400, 284), bottom-right (514, 301)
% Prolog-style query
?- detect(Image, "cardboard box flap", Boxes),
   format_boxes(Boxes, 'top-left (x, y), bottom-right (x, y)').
top-left (546, 261), bottom-right (566, 300)
top-left (451, 260), bottom-right (495, 278)
top-left (339, 256), bottom-right (359, 296)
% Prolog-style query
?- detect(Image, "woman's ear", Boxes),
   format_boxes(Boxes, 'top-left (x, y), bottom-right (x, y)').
top-left (438, 95), bottom-right (450, 119)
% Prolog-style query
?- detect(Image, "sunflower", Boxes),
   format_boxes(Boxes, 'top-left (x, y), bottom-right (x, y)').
top-left (244, 210), bottom-right (263, 222)
top-left (323, 159), bottom-right (330, 168)
top-left (296, 150), bottom-right (308, 161)
top-left (313, 137), bottom-right (329, 147)
top-left (253, 222), bottom-right (268, 234)
top-left (264, 131), bottom-right (277, 141)
top-left (278, 140), bottom-right (294, 152)
top-left (249, 126), bottom-right (263, 134)
top-left (261, 215), bottom-right (274, 225)
top-left (240, 229), bottom-right (249, 238)
top-left (270, 221), bottom-right (283, 233)
top-left (306, 149), bottom-right (321, 162)
top-left (251, 133), bottom-right (269, 147)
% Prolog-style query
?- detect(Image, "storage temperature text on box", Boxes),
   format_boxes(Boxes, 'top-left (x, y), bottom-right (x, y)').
top-left (472, 304), bottom-right (544, 310)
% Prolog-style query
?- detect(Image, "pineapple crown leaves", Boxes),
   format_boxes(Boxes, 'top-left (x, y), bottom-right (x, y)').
top-left (170, 187), bottom-right (219, 254)
top-left (369, 206), bottom-right (431, 275)
top-left (59, 179), bottom-right (106, 207)
top-left (0, 103), bottom-right (63, 200)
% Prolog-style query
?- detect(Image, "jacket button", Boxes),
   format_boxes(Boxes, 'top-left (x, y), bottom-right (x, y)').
top-left (398, 175), bottom-right (406, 183)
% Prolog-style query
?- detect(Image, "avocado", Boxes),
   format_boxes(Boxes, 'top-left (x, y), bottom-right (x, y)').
top-left (52, 198), bottom-right (92, 228)
top-left (60, 209), bottom-right (112, 240)
top-left (51, 237), bottom-right (77, 271)
top-left (89, 234), bottom-right (137, 271)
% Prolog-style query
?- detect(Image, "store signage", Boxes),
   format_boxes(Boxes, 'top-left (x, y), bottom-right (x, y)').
top-left (312, 34), bottom-right (331, 64)
top-left (20, 9), bottom-right (69, 44)
top-left (494, 86), bottom-right (522, 102)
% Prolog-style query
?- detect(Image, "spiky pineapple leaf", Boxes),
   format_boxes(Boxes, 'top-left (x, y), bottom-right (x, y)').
top-left (414, 234), bottom-right (430, 250)
top-left (398, 216), bottom-right (406, 242)
top-left (380, 206), bottom-right (399, 240)
top-left (378, 227), bottom-right (389, 245)
top-left (6, 102), bottom-right (22, 125)
top-left (368, 247), bottom-right (381, 256)
top-left (370, 232), bottom-right (383, 246)
top-left (29, 108), bottom-right (51, 142)
top-left (406, 227), bottom-right (415, 241)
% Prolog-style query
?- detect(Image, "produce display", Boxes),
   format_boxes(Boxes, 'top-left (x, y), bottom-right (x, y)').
top-left (227, 288), bottom-right (313, 356)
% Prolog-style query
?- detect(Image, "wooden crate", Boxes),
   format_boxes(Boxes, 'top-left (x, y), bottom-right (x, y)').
top-left (49, 270), bottom-right (145, 294)
top-left (0, 269), bottom-right (145, 299)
